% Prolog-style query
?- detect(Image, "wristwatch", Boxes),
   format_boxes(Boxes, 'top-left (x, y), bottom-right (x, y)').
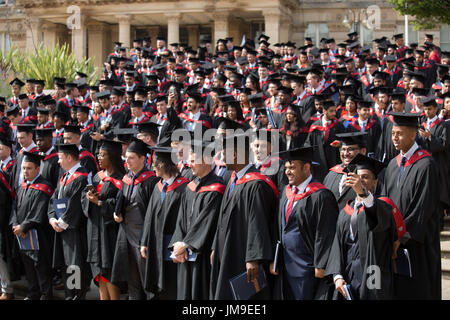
top-left (98, 200), bottom-right (103, 207)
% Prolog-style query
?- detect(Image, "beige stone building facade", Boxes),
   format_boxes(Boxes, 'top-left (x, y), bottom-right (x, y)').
top-left (0, 0), bottom-right (448, 70)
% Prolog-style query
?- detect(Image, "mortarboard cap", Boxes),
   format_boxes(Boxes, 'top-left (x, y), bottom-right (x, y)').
top-left (10, 78), bottom-right (25, 87)
top-left (22, 151), bottom-right (44, 166)
top-left (63, 125), bottom-right (81, 135)
top-left (56, 143), bottom-right (79, 158)
top-left (34, 128), bottom-right (54, 138)
top-left (127, 138), bottom-right (149, 156)
top-left (348, 153), bottom-right (386, 176)
top-left (336, 132), bottom-right (368, 148)
top-left (137, 121), bottom-right (160, 137)
top-left (100, 139), bottom-right (123, 154)
top-left (17, 124), bottom-right (36, 133)
top-left (96, 90), bottom-right (111, 100)
top-left (278, 146), bottom-right (315, 163)
top-left (390, 112), bottom-right (420, 127)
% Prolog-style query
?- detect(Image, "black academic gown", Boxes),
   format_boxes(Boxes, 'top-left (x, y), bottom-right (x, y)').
top-left (40, 149), bottom-right (62, 190)
top-left (47, 166), bottom-right (90, 298)
top-left (381, 148), bottom-right (441, 299)
top-left (168, 172), bottom-right (225, 300)
top-left (150, 107), bottom-right (182, 142)
top-left (375, 116), bottom-right (399, 163)
top-left (82, 170), bottom-right (124, 284)
top-left (257, 156), bottom-right (288, 193)
top-left (325, 197), bottom-right (404, 300)
top-left (110, 169), bottom-right (158, 288)
top-left (273, 181), bottom-right (338, 300)
top-left (141, 175), bottom-right (189, 299)
top-left (0, 170), bottom-right (17, 280)
top-left (11, 176), bottom-right (54, 298)
top-left (79, 148), bottom-right (99, 176)
top-left (79, 121), bottom-right (95, 154)
top-left (417, 118), bottom-right (450, 209)
top-left (305, 118), bottom-right (344, 182)
top-left (210, 166), bottom-right (278, 300)
top-left (323, 165), bottom-right (357, 211)
top-left (10, 145), bottom-right (40, 194)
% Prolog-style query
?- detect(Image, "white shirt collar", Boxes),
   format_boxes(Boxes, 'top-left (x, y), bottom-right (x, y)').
top-left (322, 116), bottom-right (331, 127)
top-left (358, 118), bottom-right (368, 126)
top-left (400, 142), bottom-right (419, 160)
top-left (1, 156), bottom-right (11, 165)
top-left (27, 173), bottom-right (41, 184)
top-left (427, 115), bottom-right (438, 124)
top-left (67, 162), bottom-right (82, 177)
top-left (24, 142), bottom-right (37, 152)
top-left (189, 110), bottom-right (201, 120)
top-left (135, 114), bottom-right (145, 122)
top-left (295, 174), bottom-right (313, 194)
top-left (236, 163), bottom-right (253, 180)
top-left (81, 120), bottom-right (90, 128)
top-left (163, 175), bottom-right (177, 186)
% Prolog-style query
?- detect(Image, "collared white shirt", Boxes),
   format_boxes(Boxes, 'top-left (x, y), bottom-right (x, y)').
top-left (400, 142), bottom-right (419, 160)
top-left (426, 115), bottom-right (438, 129)
top-left (162, 175), bottom-right (177, 187)
top-left (21, 106), bottom-right (30, 119)
top-left (284, 174), bottom-right (313, 213)
top-left (1, 156), bottom-right (12, 169)
top-left (185, 110), bottom-right (201, 132)
top-left (133, 114), bottom-right (146, 124)
top-left (321, 116), bottom-right (331, 127)
top-left (81, 120), bottom-right (90, 129)
top-left (333, 191), bottom-right (374, 282)
top-left (358, 119), bottom-right (368, 132)
top-left (234, 163), bottom-right (253, 181)
top-left (66, 162), bottom-right (82, 181)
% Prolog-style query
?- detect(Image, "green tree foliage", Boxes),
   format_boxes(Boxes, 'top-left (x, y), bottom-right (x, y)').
top-left (388, 0), bottom-right (450, 30)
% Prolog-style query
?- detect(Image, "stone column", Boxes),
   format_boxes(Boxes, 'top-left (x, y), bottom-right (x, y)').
top-left (279, 17), bottom-right (292, 43)
top-left (42, 22), bottom-right (59, 49)
top-left (165, 13), bottom-right (181, 44)
top-left (71, 15), bottom-right (87, 59)
top-left (187, 25), bottom-right (199, 48)
top-left (88, 20), bottom-right (110, 70)
top-left (147, 26), bottom-right (160, 45)
top-left (25, 17), bottom-right (42, 51)
top-left (116, 14), bottom-right (132, 49)
top-left (213, 11), bottom-right (229, 48)
top-left (263, 9), bottom-right (281, 46)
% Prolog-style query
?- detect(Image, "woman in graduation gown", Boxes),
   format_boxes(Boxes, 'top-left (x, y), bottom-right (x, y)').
top-left (83, 140), bottom-right (126, 300)
top-left (280, 105), bottom-right (308, 150)
top-left (140, 146), bottom-right (189, 300)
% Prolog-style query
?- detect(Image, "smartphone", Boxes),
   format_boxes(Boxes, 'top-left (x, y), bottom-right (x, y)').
top-left (86, 184), bottom-right (96, 193)
top-left (344, 164), bottom-right (357, 174)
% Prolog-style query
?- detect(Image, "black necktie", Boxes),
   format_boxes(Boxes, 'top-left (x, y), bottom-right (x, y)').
top-left (397, 156), bottom-right (407, 186)
top-left (351, 203), bottom-right (362, 240)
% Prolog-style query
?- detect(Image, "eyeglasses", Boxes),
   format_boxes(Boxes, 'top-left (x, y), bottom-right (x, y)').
top-left (340, 147), bottom-right (360, 153)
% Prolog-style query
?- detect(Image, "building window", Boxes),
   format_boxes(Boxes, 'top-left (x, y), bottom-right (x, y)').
top-left (0, 33), bottom-right (11, 53)
top-left (305, 24), bottom-right (329, 46)
top-left (440, 25), bottom-right (450, 51)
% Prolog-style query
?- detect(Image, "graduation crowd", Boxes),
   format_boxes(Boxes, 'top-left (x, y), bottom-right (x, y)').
top-left (0, 30), bottom-right (448, 301)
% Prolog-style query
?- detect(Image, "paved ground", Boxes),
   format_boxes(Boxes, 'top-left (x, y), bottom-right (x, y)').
top-left (7, 277), bottom-right (450, 300)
